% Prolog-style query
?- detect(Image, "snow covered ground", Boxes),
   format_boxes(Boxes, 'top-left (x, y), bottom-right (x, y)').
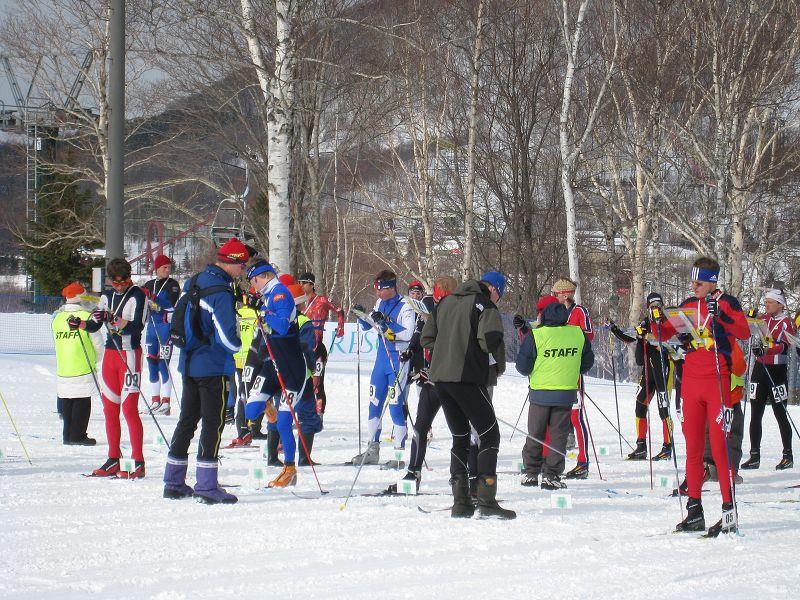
top-left (1, 353), bottom-right (799, 600)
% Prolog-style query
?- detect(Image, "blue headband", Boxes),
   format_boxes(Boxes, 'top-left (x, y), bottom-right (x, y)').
top-left (247, 262), bottom-right (275, 280)
top-left (374, 278), bottom-right (396, 290)
top-left (691, 266), bottom-right (719, 283)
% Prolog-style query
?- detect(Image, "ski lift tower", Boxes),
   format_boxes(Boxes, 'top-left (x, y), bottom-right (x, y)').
top-left (1, 52), bottom-right (95, 297)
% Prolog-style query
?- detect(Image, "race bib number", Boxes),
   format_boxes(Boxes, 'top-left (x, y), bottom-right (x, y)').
top-left (722, 508), bottom-right (736, 528)
top-left (369, 385), bottom-right (378, 406)
top-left (388, 385), bottom-right (398, 405)
top-left (748, 382), bottom-right (758, 400)
top-left (656, 392), bottom-right (669, 409)
top-left (280, 391), bottom-right (296, 411)
top-left (314, 358), bottom-right (325, 377)
top-left (123, 372), bottom-right (140, 394)
top-left (716, 406), bottom-right (733, 433)
top-left (159, 345), bottom-right (172, 360)
top-left (772, 383), bottom-right (788, 403)
top-left (242, 366), bottom-right (254, 383)
top-left (252, 375), bottom-right (265, 393)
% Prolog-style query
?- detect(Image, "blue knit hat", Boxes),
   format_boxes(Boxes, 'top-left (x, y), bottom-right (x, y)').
top-left (481, 271), bottom-right (506, 298)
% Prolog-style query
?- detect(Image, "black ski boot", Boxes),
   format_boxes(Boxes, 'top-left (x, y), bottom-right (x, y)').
top-left (297, 433), bottom-right (315, 466)
top-left (266, 430), bottom-right (283, 467)
top-left (450, 473), bottom-right (475, 519)
top-left (776, 450), bottom-right (793, 470)
top-left (652, 443), bottom-right (672, 461)
top-left (565, 462), bottom-right (588, 479)
top-left (675, 497), bottom-right (705, 532)
top-left (741, 450), bottom-right (760, 470)
top-left (706, 501), bottom-right (737, 537)
top-left (672, 465), bottom-right (711, 497)
top-left (476, 475), bottom-right (516, 519)
top-left (627, 438), bottom-right (647, 460)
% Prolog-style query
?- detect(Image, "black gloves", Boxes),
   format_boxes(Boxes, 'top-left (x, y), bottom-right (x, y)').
top-left (677, 332), bottom-right (694, 347)
top-left (752, 346), bottom-right (765, 357)
top-left (399, 349), bottom-right (413, 363)
top-left (67, 315), bottom-right (82, 330)
top-left (513, 314), bottom-right (530, 333)
top-left (91, 309), bottom-right (110, 323)
top-left (370, 310), bottom-right (385, 323)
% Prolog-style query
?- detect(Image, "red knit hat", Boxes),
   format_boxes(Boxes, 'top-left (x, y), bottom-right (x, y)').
top-left (536, 295), bottom-right (559, 313)
top-left (217, 238), bottom-right (250, 264)
top-left (154, 254), bottom-right (171, 270)
top-left (287, 283), bottom-right (305, 305)
top-left (279, 274), bottom-right (296, 286)
top-left (62, 282), bottom-right (85, 299)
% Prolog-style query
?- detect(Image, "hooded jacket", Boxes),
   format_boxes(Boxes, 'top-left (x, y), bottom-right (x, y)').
top-left (515, 302), bottom-right (594, 407)
top-left (420, 280), bottom-right (505, 385)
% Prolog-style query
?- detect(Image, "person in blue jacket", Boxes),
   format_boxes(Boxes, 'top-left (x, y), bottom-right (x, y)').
top-left (350, 269), bottom-right (416, 465)
top-left (162, 238), bottom-right (247, 504)
top-left (141, 254), bottom-right (181, 415)
top-left (244, 259), bottom-right (320, 487)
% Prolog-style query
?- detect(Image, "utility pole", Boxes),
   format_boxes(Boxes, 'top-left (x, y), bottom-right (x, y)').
top-left (106, 0), bottom-right (125, 261)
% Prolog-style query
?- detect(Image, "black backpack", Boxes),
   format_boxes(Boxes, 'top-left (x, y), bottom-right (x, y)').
top-left (170, 274), bottom-right (234, 350)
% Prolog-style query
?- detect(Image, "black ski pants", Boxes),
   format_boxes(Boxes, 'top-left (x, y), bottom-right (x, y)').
top-left (435, 381), bottom-right (500, 477)
top-left (170, 375), bottom-right (228, 461)
top-left (408, 383), bottom-right (441, 471)
top-left (61, 396), bottom-right (91, 443)
top-left (748, 363), bottom-right (792, 452)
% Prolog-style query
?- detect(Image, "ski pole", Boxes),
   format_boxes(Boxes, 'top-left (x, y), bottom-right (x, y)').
top-left (104, 323), bottom-right (172, 450)
top-left (341, 350), bottom-right (409, 509)
top-left (581, 391), bottom-right (635, 450)
top-left (609, 333), bottom-right (624, 458)
top-left (356, 328), bottom-right (362, 454)
top-left (751, 337), bottom-right (800, 439)
top-left (0, 386), bottom-right (33, 465)
top-left (256, 319), bottom-right (327, 495)
top-left (654, 311), bottom-right (684, 521)
top-left (495, 414), bottom-right (568, 457)
top-left (76, 328), bottom-right (103, 398)
top-left (509, 396), bottom-right (527, 443)
top-left (643, 336), bottom-right (654, 490)
top-left (708, 299), bottom-right (739, 527)
top-left (580, 381), bottom-right (603, 480)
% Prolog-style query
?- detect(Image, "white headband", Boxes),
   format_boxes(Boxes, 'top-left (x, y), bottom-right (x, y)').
top-left (765, 289), bottom-right (786, 306)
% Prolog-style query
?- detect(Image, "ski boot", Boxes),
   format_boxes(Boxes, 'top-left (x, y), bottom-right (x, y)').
top-left (706, 501), bottom-right (737, 537)
top-left (776, 451), bottom-right (793, 470)
top-left (387, 469), bottom-right (422, 494)
top-left (118, 461), bottom-right (146, 479)
top-left (266, 430), bottom-right (283, 466)
top-left (224, 431), bottom-right (253, 448)
top-left (297, 433), bottom-right (316, 466)
top-left (565, 462), bottom-right (588, 479)
top-left (541, 475), bottom-right (567, 490)
top-left (627, 438), bottom-right (647, 460)
top-left (268, 464), bottom-right (297, 488)
top-left (150, 396), bottom-right (161, 412)
top-left (675, 497), bottom-right (705, 532)
top-left (350, 441), bottom-right (380, 465)
top-left (476, 475), bottom-right (516, 520)
top-left (92, 458), bottom-right (120, 477)
top-left (740, 450), bottom-right (760, 470)
top-left (672, 465), bottom-right (711, 497)
top-left (520, 473), bottom-right (539, 487)
top-left (154, 398), bottom-right (171, 416)
top-left (449, 473), bottom-right (475, 518)
top-left (652, 443), bottom-right (672, 461)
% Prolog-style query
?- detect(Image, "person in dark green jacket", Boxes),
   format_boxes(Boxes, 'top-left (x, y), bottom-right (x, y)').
top-left (421, 277), bottom-right (515, 520)
top-left (515, 298), bottom-right (594, 490)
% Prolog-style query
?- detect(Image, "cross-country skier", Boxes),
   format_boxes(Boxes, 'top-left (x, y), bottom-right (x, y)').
top-left (141, 254), bottom-right (181, 416)
top-left (609, 292), bottom-right (675, 462)
top-left (297, 271), bottom-right (345, 420)
top-left (654, 256), bottom-right (749, 536)
top-left (70, 258), bottom-right (147, 478)
top-left (350, 270), bottom-right (416, 465)
top-left (742, 289), bottom-right (796, 471)
top-left (551, 277), bottom-right (594, 480)
top-left (163, 238), bottom-right (248, 503)
top-left (244, 260), bottom-right (319, 487)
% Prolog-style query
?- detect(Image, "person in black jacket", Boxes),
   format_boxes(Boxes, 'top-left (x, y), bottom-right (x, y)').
top-left (421, 276), bottom-right (515, 520)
